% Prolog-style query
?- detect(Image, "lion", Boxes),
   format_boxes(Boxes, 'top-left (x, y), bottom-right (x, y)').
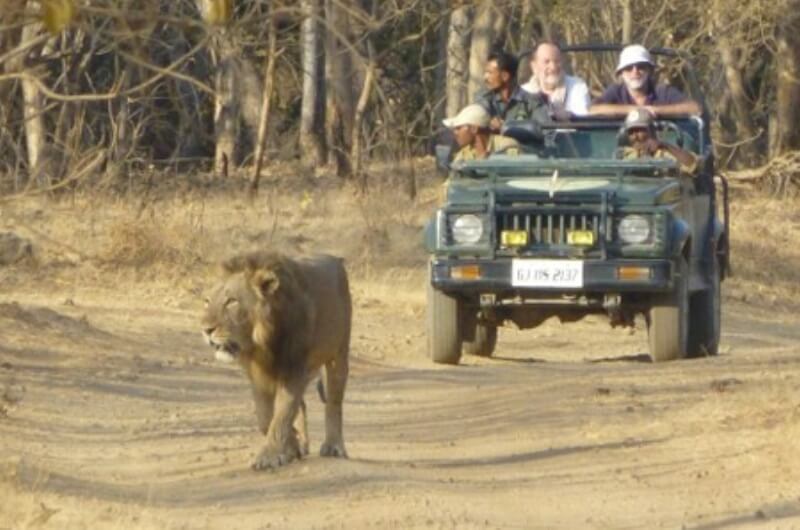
top-left (201, 251), bottom-right (351, 471)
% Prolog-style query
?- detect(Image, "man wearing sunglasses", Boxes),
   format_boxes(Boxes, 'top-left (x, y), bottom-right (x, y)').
top-left (589, 44), bottom-right (701, 118)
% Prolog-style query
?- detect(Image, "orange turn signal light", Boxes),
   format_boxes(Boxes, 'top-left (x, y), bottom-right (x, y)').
top-left (451, 265), bottom-right (481, 280)
top-left (617, 266), bottom-right (651, 281)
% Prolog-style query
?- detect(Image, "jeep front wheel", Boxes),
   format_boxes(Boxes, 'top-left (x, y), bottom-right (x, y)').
top-left (427, 281), bottom-right (462, 365)
top-left (647, 256), bottom-right (689, 362)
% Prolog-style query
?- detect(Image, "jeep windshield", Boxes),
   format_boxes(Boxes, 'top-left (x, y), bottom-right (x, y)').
top-left (452, 116), bottom-right (706, 178)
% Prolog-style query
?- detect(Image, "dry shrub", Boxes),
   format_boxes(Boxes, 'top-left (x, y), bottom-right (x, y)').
top-left (729, 151), bottom-right (800, 197)
top-left (101, 217), bottom-right (205, 270)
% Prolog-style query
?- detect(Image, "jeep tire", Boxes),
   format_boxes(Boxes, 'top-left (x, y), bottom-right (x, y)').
top-left (647, 256), bottom-right (689, 362)
top-left (427, 281), bottom-right (462, 365)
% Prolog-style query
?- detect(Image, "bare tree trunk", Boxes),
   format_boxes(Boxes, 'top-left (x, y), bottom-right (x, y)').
top-left (467, 1), bottom-right (493, 102)
top-left (324, 0), bottom-right (355, 177)
top-left (446, 5), bottom-right (471, 118)
top-left (251, 18), bottom-right (278, 194)
top-left (772, 3), bottom-right (800, 156)
top-left (107, 61), bottom-right (133, 180)
top-left (351, 65), bottom-right (374, 186)
top-left (532, 0), bottom-right (554, 42)
top-left (712, 3), bottom-right (760, 165)
top-left (349, 0), bottom-right (377, 186)
top-left (18, 4), bottom-right (46, 174)
top-left (621, 0), bottom-right (633, 44)
top-left (299, 0), bottom-right (326, 167)
top-left (491, 5), bottom-right (507, 49)
top-left (212, 32), bottom-right (238, 178)
top-left (433, 0), bottom-right (448, 126)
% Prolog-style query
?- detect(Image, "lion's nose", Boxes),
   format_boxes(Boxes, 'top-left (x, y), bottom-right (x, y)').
top-left (204, 327), bottom-right (215, 336)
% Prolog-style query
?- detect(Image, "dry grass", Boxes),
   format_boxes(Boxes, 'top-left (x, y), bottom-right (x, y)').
top-left (1, 160), bottom-right (798, 314)
top-left (726, 194), bottom-right (800, 310)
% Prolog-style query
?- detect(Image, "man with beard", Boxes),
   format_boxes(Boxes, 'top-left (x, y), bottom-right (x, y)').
top-left (590, 44), bottom-right (701, 118)
top-left (474, 50), bottom-right (550, 133)
top-left (521, 41), bottom-right (590, 119)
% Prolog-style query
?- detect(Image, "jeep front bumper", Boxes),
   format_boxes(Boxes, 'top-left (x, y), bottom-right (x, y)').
top-left (431, 258), bottom-right (674, 293)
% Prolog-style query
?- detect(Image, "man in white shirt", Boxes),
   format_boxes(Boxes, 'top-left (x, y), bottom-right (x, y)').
top-left (521, 42), bottom-right (590, 119)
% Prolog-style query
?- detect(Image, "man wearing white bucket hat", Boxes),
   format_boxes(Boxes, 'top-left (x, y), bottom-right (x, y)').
top-left (589, 44), bottom-right (701, 118)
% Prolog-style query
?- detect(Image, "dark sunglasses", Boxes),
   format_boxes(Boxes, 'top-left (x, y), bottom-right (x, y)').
top-left (622, 63), bottom-right (652, 73)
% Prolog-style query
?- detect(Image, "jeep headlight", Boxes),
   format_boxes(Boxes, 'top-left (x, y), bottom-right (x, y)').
top-left (618, 215), bottom-right (651, 244)
top-left (450, 214), bottom-right (484, 244)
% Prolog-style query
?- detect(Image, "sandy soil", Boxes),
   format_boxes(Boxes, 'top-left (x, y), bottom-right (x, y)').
top-left (1, 173), bottom-right (800, 529)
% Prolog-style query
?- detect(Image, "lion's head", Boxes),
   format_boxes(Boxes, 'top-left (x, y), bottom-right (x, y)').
top-left (201, 253), bottom-right (290, 364)
top-left (201, 251), bottom-right (310, 367)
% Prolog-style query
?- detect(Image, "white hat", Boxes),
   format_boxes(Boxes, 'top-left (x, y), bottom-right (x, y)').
top-left (615, 44), bottom-right (655, 74)
top-left (442, 104), bottom-right (490, 129)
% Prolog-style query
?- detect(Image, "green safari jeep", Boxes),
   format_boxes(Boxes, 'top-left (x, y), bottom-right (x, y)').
top-left (424, 111), bottom-right (730, 364)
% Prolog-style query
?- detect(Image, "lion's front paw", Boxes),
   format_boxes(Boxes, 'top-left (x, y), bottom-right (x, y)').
top-left (251, 446), bottom-right (300, 471)
top-left (320, 441), bottom-right (348, 458)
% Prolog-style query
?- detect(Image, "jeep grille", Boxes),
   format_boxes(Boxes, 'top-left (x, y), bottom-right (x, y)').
top-left (497, 212), bottom-right (606, 246)
top-left (492, 191), bottom-right (613, 258)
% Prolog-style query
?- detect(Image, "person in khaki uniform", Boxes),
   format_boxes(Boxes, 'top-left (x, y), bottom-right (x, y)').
top-left (619, 108), bottom-right (698, 175)
top-left (442, 104), bottom-right (520, 162)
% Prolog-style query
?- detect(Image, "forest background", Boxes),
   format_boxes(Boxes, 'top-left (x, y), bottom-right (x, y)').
top-left (1, 0), bottom-right (799, 195)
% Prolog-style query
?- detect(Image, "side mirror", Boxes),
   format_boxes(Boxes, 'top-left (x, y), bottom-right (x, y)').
top-left (435, 144), bottom-right (452, 174)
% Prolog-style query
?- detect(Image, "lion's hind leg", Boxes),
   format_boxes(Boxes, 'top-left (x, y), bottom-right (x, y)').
top-left (292, 400), bottom-right (310, 456)
top-left (320, 354), bottom-right (348, 458)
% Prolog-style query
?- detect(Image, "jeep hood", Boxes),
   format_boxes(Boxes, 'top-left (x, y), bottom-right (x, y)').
top-left (448, 175), bottom-right (680, 206)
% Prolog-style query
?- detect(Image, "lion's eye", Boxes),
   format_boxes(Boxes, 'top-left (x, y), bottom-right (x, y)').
top-left (224, 297), bottom-right (239, 309)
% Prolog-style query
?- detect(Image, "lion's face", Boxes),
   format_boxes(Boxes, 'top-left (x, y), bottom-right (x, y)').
top-left (201, 273), bottom-right (266, 363)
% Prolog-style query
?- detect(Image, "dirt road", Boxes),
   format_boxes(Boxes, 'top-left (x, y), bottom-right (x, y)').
top-left (2, 185), bottom-right (800, 529)
top-left (2, 280), bottom-right (800, 529)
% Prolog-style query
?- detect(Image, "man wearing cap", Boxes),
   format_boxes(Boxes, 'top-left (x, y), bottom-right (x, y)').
top-left (474, 50), bottom-right (550, 133)
top-left (590, 44), bottom-right (701, 117)
top-left (443, 104), bottom-right (520, 162)
top-left (521, 41), bottom-right (590, 118)
top-left (620, 108), bottom-right (698, 175)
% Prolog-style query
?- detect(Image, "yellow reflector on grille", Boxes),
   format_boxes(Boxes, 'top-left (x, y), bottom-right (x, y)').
top-left (617, 266), bottom-right (651, 280)
top-left (501, 230), bottom-right (529, 247)
top-left (451, 265), bottom-right (481, 280)
top-left (567, 230), bottom-right (595, 246)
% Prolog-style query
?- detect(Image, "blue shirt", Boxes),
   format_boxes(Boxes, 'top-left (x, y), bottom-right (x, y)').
top-left (594, 82), bottom-right (688, 105)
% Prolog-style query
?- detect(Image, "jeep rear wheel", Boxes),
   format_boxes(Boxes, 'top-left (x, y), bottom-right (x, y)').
top-left (427, 281), bottom-right (462, 365)
top-left (688, 256), bottom-right (721, 357)
top-left (462, 321), bottom-right (498, 357)
top-left (647, 256), bottom-right (689, 362)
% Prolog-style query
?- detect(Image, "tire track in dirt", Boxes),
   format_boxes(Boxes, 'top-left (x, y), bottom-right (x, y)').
top-left (2, 293), bottom-right (800, 528)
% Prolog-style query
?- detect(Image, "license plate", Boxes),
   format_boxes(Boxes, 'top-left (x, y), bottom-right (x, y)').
top-left (511, 259), bottom-right (584, 288)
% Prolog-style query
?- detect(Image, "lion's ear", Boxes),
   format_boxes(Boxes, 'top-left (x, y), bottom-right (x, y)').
top-left (251, 269), bottom-right (280, 298)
